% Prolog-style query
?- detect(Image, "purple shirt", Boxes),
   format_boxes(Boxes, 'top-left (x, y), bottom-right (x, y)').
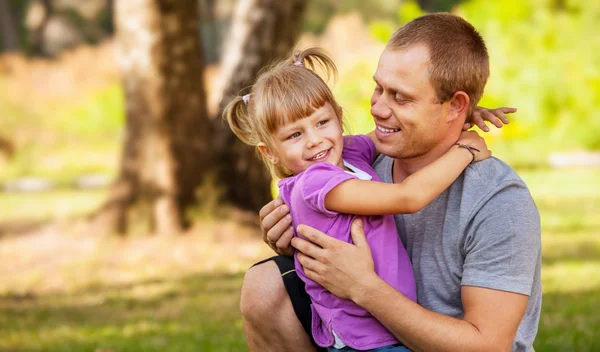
top-left (278, 135), bottom-right (417, 349)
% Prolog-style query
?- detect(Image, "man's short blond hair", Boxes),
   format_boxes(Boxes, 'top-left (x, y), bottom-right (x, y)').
top-left (388, 13), bottom-right (489, 119)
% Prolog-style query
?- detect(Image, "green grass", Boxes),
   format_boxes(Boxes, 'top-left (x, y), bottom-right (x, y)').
top-left (0, 274), bottom-right (247, 352)
top-left (0, 169), bottom-right (598, 351)
top-left (520, 169), bottom-right (600, 351)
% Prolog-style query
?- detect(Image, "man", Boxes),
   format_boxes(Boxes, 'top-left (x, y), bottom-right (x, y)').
top-left (241, 13), bottom-right (541, 352)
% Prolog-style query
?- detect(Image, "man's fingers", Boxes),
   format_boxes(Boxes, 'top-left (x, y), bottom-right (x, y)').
top-left (350, 218), bottom-right (368, 248)
top-left (259, 198), bottom-right (281, 222)
top-left (266, 214), bottom-right (292, 243)
top-left (302, 265), bottom-right (321, 283)
top-left (296, 224), bottom-right (332, 248)
top-left (291, 236), bottom-right (325, 261)
top-left (261, 205), bottom-right (290, 237)
top-left (275, 226), bottom-right (294, 255)
top-left (296, 252), bottom-right (325, 274)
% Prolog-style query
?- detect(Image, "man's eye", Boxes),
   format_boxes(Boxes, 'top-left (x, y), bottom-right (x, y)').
top-left (374, 85), bottom-right (383, 93)
top-left (395, 95), bottom-right (408, 104)
top-left (317, 120), bottom-right (329, 127)
top-left (288, 132), bottom-right (301, 139)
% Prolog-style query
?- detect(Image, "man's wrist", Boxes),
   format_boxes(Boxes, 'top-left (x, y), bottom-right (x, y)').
top-left (350, 272), bottom-right (383, 307)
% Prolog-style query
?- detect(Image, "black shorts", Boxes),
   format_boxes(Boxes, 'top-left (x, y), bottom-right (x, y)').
top-left (252, 255), bottom-right (327, 352)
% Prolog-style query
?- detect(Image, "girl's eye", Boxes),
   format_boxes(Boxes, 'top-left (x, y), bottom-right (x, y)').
top-left (288, 132), bottom-right (301, 139)
top-left (317, 119), bottom-right (329, 127)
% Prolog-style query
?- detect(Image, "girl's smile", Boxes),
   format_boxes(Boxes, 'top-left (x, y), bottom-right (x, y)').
top-left (270, 102), bottom-right (344, 175)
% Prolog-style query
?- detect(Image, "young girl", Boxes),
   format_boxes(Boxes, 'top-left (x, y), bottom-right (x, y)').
top-left (224, 48), bottom-right (491, 352)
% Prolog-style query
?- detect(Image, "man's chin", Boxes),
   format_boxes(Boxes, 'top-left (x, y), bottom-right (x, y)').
top-left (374, 136), bottom-right (399, 152)
top-left (375, 143), bottom-right (405, 159)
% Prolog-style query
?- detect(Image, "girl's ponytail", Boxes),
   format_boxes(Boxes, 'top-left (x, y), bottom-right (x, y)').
top-left (223, 95), bottom-right (255, 146)
top-left (290, 47), bottom-right (338, 83)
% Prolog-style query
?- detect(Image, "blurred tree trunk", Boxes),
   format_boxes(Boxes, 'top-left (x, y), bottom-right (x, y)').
top-left (212, 0), bottom-right (308, 212)
top-left (99, 0), bottom-right (210, 235)
top-left (29, 0), bottom-right (53, 55)
top-left (0, 0), bottom-right (20, 52)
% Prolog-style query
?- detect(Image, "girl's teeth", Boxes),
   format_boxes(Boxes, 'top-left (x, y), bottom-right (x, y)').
top-left (311, 150), bottom-right (327, 160)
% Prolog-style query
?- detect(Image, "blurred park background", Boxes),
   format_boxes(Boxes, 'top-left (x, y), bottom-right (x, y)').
top-left (0, 0), bottom-right (599, 351)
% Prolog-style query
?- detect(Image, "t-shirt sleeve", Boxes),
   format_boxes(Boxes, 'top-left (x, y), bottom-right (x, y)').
top-left (461, 181), bottom-right (541, 295)
top-left (343, 135), bottom-right (377, 165)
top-left (297, 162), bottom-right (356, 218)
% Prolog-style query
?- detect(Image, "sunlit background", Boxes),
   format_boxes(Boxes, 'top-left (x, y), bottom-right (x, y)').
top-left (0, 0), bottom-right (598, 351)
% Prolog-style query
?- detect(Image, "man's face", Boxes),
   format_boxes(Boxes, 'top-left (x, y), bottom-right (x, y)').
top-left (370, 45), bottom-right (451, 159)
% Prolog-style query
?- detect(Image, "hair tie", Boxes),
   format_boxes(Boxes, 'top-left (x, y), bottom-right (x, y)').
top-left (293, 61), bottom-right (304, 67)
top-left (242, 94), bottom-right (250, 105)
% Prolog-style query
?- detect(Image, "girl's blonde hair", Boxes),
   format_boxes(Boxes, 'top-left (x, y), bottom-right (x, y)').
top-left (224, 47), bottom-right (343, 179)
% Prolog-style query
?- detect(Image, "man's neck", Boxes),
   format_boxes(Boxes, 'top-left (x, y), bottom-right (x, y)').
top-left (392, 137), bottom-right (458, 184)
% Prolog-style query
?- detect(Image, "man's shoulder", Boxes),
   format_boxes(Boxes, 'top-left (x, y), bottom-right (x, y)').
top-left (463, 157), bottom-right (528, 193)
top-left (459, 157), bottom-right (539, 222)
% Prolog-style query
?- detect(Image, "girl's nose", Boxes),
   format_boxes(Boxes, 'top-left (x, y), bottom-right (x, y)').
top-left (305, 131), bottom-right (323, 148)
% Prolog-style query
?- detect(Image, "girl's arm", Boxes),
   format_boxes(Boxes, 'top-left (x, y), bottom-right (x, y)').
top-left (325, 131), bottom-right (490, 215)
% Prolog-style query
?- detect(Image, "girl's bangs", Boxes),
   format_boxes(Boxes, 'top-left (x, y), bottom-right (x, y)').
top-left (265, 81), bottom-right (331, 132)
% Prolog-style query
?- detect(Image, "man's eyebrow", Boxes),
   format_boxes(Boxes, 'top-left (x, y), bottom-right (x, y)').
top-left (393, 87), bottom-right (415, 99)
top-left (373, 77), bottom-right (415, 99)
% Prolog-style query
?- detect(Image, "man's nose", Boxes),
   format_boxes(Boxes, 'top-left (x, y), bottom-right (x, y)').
top-left (371, 95), bottom-right (392, 120)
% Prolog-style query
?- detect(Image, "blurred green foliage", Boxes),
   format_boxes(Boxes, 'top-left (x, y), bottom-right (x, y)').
top-left (0, 82), bottom-right (123, 185)
top-left (336, 0), bottom-right (600, 167)
top-left (304, 0), bottom-right (405, 34)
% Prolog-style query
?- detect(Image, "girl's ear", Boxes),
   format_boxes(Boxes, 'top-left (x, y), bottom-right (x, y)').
top-left (257, 142), bottom-right (279, 164)
top-left (336, 106), bottom-right (344, 132)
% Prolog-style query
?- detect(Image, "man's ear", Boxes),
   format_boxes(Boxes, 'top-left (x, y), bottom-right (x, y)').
top-left (446, 91), bottom-right (470, 124)
top-left (257, 142), bottom-right (278, 164)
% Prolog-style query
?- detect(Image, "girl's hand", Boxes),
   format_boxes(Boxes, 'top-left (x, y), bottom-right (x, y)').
top-left (457, 130), bottom-right (492, 162)
top-left (464, 107), bottom-right (516, 132)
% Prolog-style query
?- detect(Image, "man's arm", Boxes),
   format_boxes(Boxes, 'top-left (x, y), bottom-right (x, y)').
top-left (293, 222), bottom-right (528, 352)
top-left (351, 261), bottom-right (527, 352)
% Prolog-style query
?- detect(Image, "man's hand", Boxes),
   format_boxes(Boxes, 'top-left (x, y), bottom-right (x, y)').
top-left (259, 198), bottom-right (294, 255)
top-left (465, 107), bottom-right (516, 132)
top-left (293, 219), bottom-right (377, 301)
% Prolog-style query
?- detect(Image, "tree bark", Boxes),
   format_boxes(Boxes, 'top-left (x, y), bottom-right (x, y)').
top-left (212, 0), bottom-right (308, 213)
top-left (0, 0), bottom-right (20, 52)
top-left (99, 0), bottom-right (210, 235)
top-left (28, 0), bottom-right (53, 56)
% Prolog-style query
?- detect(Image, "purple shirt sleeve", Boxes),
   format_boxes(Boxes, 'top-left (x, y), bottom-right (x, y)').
top-left (343, 134), bottom-right (377, 165)
top-left (297, 162), bottom-right (356, 218)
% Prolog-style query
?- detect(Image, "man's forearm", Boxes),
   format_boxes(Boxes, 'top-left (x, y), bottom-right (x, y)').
top-left (353, 275), bottom-right (504, 352)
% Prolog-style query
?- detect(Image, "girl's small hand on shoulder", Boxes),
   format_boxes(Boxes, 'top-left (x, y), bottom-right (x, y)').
top-left (464, 106), bottom-right (516, 132)
top-left (457, 130), bottom-right (492, 162)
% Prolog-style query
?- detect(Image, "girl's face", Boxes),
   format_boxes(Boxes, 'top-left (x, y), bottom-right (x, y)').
top-left (268, 102), bottom-right (344, 176)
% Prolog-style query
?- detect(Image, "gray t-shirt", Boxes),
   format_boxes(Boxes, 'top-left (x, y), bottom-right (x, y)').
top-left (373, 155), bottom-right (542, 352)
